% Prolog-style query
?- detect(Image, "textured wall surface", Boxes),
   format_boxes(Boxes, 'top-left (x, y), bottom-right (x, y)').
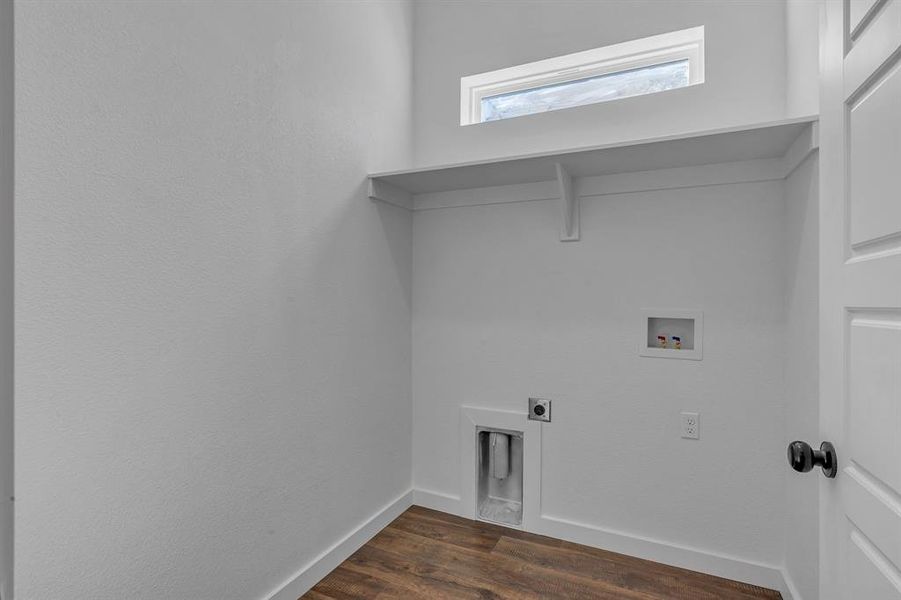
top-left (15, 2), bottom-right (413, 599)
top-left (785, 0), bottom-right (820, 118)
top-left (0, 0), bottom-right (13, 597)
top-left (11, 2), bottom-right (822, 597)
top-left (413, 180), bottom-right (788, 565)
top-left (782, 156), bottom-right (819, 600)
top-left (412, 0), bottom-right (788, 166)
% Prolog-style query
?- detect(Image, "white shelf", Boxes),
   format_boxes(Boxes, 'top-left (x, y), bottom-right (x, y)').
top-left (368, 116), bottom-right (818, 241)
top-left (368, 116), bottom-right (817, 198)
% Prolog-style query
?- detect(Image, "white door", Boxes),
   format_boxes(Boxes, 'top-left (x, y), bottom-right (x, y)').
top-left (820, 0), bottom-right (901, 598)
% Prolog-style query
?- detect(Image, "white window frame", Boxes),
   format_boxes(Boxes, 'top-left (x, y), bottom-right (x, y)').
top-left (459, 26), bottom-right (705, 126)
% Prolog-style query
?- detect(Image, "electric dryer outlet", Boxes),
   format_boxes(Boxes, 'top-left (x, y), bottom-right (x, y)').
top-left (528, 398), bottom-right (551, 422)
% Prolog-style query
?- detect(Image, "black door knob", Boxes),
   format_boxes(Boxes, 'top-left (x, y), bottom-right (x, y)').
top-left (787, 440), bottom-right (837, 478)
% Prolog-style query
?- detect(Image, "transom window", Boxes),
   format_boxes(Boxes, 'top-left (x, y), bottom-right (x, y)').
top-left (460, 27), bottom-right (705, 125)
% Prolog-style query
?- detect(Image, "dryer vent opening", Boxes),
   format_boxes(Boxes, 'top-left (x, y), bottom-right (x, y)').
top-left (477, 428), bottom-right (523, 527)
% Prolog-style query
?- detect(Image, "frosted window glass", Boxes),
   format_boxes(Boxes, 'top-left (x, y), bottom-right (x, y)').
top-left (480, 59), bottom-right (690, 123)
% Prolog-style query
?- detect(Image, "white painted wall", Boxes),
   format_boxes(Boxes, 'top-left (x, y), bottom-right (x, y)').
top-left (11, 2), bottom-right (821, 597)
top-left (409, 3), bottom-right (822, 583)
top-left (786, 0), bottom-right (820, 118)
top-left (412, 178), bottom-right (788, 567)
top-left (0, 1), bottom-right (13, 598)
top-left (14, 2), bottom-right (413, 599)
top-left (412, 0), bottom-right (788, 166)
top-left (782, 155), bottom-right (819, 600)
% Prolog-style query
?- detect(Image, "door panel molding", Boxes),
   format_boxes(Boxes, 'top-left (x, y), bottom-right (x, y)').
top-left (849, 0), bottom-right (890, 42)
top-left (848, 526), bottom-right (901, 596)
top-left (844, 462), bottom-right (901, 573)
top-left (844, 0), bottom-right (901, 99)
top-left (845, 52), bottom-right (901, 257)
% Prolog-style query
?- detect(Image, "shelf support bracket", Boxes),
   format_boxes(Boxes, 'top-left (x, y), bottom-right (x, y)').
top-left (368, 178), bottom-right (413, 211)
top-left (556, 163), bottom-right (579, 242)
top-left (780, 121), bottom-right (819, 179)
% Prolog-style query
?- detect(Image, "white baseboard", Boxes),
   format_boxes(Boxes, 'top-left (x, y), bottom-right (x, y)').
top-left (534, 513), bottom-right (790, 598)
top-left (411, 488), bottom-right (793, 599)
top-left (262, 489), bottom-right (413, 600)
top-left (412, 487), bottom-right (463, 515)
top-left (778, 567), bottom-right (804, 600)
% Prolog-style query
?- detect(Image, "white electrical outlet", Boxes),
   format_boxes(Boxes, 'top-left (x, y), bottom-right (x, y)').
top-left (681, 411), bottom-right (700, 439)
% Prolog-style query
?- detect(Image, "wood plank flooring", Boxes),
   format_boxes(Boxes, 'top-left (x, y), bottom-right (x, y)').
top-left (302, 506), bottom-right (782, 599)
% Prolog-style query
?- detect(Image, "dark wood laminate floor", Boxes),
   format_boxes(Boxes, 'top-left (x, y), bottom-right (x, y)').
top-left (302, 506), bottom-right (782, 599)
